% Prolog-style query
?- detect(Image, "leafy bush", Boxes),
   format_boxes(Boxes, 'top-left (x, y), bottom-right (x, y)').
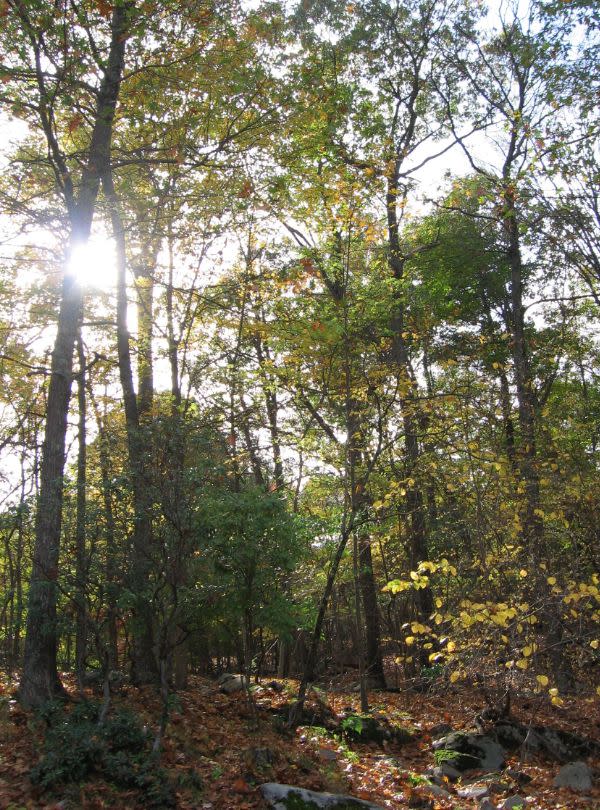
top-left (340, 713), bottom-right (412, 745)
top-left (29, 700), bottom-right (175, 807)
top-left (341, 714), bottom-right (364, 736)
top-left (102, 709), bottom-right (147, 751)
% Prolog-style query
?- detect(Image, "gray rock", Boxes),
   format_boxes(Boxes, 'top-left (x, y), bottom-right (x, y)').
top-left (260, 783), bottom-right (384, 809)
top-left (418, 783), bottom-right (452, 799)
top-left (432, 762), bottom-right (461, 782)
top-left (457, 785), bottom-right (490, 800)
top-left (501, 797), bottom-right (527, 809)
top-left (429, 722), bottom-right (453, 737)
top-left (317, 747), bottom-right (339, 762)
top-left (553, 761), bottom-right (593, 791)
top-left (495, 722), bottom-right (598, 761)
top-left (218, 673), bottom-right (247, 694)
top-left (83, 668), bottom-right (126, 687)
top-left (433, 732), bottom-right (506, 772)
top-left (478, 800), bottom-right (496, 810)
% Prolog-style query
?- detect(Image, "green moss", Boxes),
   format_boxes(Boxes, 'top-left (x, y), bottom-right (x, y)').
top-left (280, 791), bottom-right (372, 809)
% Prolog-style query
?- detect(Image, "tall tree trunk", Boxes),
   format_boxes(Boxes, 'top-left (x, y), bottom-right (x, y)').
top-left (387, 176), bottom-right (433, 622)
top-left (18, 3), bottom-right (131, 708)
top-left (253, 325), bottom-right (285, 491)
top-left (20, 270), bottom-right (83, 707)
top-left (503, 191), bottom-right (543, 552)
top-left (347, 400), bottom-right (386, 690)
top-left (9, 441), bottom-right (28, 669)
top-left (134, 260), bottom-right (155, 419)
top-left (252, 322), bottom-right (291, 674)
top-left (89, 390), bottom-right (120, 672)
top-left (75, 335), bottom-right (87, 689)
top-left (104, 170), bottom-right (157, 685)
top-left (288, 521), bottom-right (354, 727)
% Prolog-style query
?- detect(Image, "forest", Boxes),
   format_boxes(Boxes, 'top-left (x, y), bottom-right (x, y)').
top-left (0, 0), bottom-right (599, 807)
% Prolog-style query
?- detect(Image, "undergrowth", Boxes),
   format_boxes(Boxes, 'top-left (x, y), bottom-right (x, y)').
top-left (30, 700), bottom-right (175, 807)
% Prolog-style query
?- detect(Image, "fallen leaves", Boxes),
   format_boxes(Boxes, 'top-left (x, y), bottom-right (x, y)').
top-left (0, 671), bottom-right (598, 809)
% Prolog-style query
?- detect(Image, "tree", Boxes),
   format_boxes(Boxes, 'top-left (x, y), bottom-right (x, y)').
top-left (1, 0), bottom-right (134, 707)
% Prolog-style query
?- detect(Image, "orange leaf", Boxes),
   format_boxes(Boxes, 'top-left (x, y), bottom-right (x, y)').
top-left (239, 180), bottom-right (253, 198)
top-left (96, 0), bottom-right (112, 18)
top-left (67, 113), bottom-right (84, 134)
top-left (232, 778), bottom-right (251, 794)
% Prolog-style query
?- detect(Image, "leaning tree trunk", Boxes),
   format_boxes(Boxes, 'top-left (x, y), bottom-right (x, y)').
top-left (19, 2), bottom-right (131, 708)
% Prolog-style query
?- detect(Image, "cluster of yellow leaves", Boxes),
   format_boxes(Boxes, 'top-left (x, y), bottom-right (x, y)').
top-left (386, 559), bottom-right (600, 706)
top-left (384, 558), bottom-right (457, 596)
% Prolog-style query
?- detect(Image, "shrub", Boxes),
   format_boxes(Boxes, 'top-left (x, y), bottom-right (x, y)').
top-left (29, 700), bottom-right (175, 807)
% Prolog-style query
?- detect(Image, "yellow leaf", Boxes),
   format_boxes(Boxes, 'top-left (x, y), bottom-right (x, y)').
top-left (446, 641), bottom-right (456, 652)
top-left (516, 658), bottom-right (529, 670)
top-left (435, 597), bottom-right (443, 608)
top-left (450, 671), bottom-right (460, 683)
top-left (411, 622), bottom-right (428, 634)
top-left (548, 687), bottom-right (559, 696)
top-left (536, 675), bottom-right (549, 686)
top-left (547, 576), bottom-right (557, 585)
top-left (523, 646), bottom-right (533, 657)
top-left (519, 569), bottom-right (528, 578)
top-left (596, 686), bottom-right (600, 696)
top-left (405, 636), bottom-right (415, 646)
top-left (590, 640), bottom-right (599, 649)
top-left (551, 695), bottom-right (564, 706)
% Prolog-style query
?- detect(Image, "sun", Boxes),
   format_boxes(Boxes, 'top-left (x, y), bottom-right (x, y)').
top-left (67, 238), bottom-right (118, 290)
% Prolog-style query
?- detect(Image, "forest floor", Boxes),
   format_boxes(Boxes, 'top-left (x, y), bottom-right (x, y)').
top-left (0, 671), bottom-right (598, 809)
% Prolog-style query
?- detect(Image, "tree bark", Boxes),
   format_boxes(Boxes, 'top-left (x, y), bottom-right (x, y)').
top-left (503, 191), bottom-right (544, 552)
top-left (387, 175), bottom-right (433, 622)
top-left (104, 169), bottom-right (157, 685)
top-left (19, 1), bottom-right (131, 708)
top-left (89, 390), bottom-right (119, 672)
top-left (75, 335), bottom-right (87, 690)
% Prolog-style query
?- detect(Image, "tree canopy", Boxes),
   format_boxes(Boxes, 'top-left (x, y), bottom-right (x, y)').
top-left (0, 0), bottom-right (599, 805)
